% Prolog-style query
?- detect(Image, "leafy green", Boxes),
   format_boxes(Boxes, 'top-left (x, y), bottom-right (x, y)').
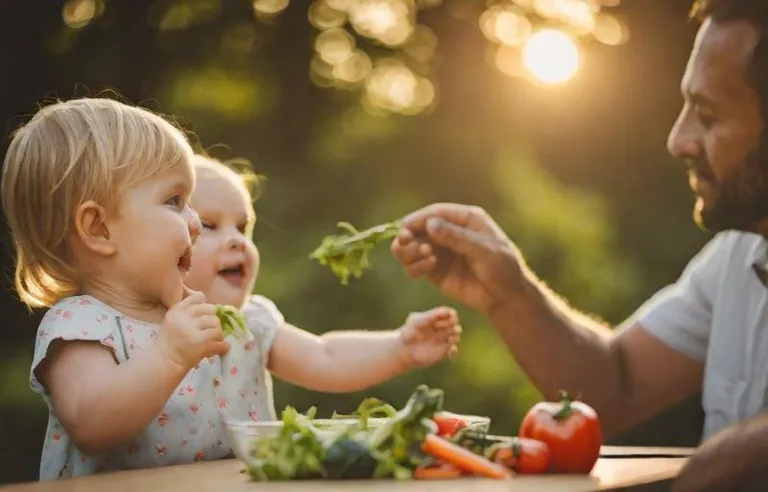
top-left (365, 385), bottom-right (443, 479)
top-left (246, 406), bottom-right (334, 481)
top-left (244, 385), bottom-right (445, 481)
top-left (331, 397), bottom-right (398, 429)
top-left (323, 439), bottom-right (378, 479)
top-left (310, 221), bottom-right (402, 285)
top-left (450, 428), bottom-right (510, 459)
top-left (216, 304), bottom-right (249, 339)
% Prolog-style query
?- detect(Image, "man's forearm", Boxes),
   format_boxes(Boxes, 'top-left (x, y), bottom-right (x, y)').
top-left (486, 268), bottom-right (628, 432)
top-left (673, 413), bottom-right (768, 492)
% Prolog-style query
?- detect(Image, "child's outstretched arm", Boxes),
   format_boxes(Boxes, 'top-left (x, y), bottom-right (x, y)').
top-left (39, 291), bottom-right (229, 455)
top-left (267, 307), bottom-right (461, 393)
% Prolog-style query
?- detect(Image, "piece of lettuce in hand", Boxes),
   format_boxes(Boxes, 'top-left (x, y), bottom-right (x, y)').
top-left (310, 221), bottom-right (402, 285)
top-left (216, 304), bottom-right (251, 340)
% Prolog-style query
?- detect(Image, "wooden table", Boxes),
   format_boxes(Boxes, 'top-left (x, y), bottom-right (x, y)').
top-left (0, 447), bottom-right (693, 492)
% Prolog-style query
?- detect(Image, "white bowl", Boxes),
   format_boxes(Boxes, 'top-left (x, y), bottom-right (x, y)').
top-left (225, 418), bottom-right (387, 465)
top-left (225, 413), bottom-right (491, 466)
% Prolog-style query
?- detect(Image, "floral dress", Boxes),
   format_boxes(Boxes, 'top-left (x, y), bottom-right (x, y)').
top-left (30, 294), bottom-right (282, 481)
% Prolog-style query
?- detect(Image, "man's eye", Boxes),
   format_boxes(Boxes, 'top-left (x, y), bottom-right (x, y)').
top-left (700, 115), bottom-right (716, 129)
top-left (695, 106), bottom-right (716, 129)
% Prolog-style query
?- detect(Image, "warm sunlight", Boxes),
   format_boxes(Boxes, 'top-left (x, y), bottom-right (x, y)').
top-left (522, 28), bottom-right (580, 85)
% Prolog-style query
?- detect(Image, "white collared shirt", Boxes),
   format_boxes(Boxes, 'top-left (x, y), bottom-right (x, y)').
top-left (629, 231), bottom-right (768, 441)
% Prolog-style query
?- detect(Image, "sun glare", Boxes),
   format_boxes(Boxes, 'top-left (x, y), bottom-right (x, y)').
top-left (522, 29), bottom-right (580, 85)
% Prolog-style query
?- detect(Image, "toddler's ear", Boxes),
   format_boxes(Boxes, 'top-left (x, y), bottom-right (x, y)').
top-left (73, 200), bottom-right (116, 256)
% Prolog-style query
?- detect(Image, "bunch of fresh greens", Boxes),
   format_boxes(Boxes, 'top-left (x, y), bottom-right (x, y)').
top-left (310, 221), bottom-right (401, 285)
top-left (216, 305), bottom-right (249, 339)
top-left (244, 385), bottom-right (445, 481)
top-left (365, 385), bottom-right (443, 479)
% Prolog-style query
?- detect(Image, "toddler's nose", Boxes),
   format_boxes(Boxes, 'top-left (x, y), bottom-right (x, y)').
top-left (225, 233), bottom-right (246, 251)
top-left (187, 208), bottom-right (202, 239)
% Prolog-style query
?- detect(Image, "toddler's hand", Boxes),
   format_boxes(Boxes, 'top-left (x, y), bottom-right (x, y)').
top-left (399, 307), bottom-right (462, 368)
top-left (156, 287), bottom-right (230, 370)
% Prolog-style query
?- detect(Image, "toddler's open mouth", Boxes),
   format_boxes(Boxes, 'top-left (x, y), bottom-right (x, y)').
top-left (218, 262), bottom-right (246, 287)
top-left (178, 248), bottom-right (192, 273)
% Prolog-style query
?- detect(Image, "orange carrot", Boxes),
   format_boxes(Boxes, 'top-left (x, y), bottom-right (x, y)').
top-left (421, 434), bottom-right (513, 480)
top-left (413, 464), bottom-right (463, 480)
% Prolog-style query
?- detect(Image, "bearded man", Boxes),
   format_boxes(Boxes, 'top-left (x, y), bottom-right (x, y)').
top-left (392, 1), bottom-right (768, 490)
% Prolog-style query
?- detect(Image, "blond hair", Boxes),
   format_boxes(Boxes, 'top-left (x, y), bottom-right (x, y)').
top-left (1, 97), bottom-right (193, 308)
top-left (193, 154), bottom-right (262, 200)
top-left (192, 154), bottom-right (263, 238)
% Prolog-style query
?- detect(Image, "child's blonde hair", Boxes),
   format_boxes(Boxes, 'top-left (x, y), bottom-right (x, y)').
top-left (191, 153), bottom-right (263, 239)
top-left (1, 98), bottom-right (194, 309)
top-left (192, 153), bottom-right (262, 201)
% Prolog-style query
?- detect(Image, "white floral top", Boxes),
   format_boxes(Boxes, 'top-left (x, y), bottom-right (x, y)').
top-left (30, 294), bottom-right (282, 481)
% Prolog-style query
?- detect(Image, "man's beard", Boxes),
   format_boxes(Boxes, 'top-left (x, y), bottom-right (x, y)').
top-left (694, 147), bottom-right (768, 232)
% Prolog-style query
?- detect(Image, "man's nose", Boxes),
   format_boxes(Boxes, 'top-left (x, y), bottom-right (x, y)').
top-left (667, 113), bottom-right (701, 159)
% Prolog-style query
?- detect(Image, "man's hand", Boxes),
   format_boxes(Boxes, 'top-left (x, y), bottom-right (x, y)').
top-left (673, 414), bottom-right (768, 492)
top-left (391, 203), bottom-right (525, 315)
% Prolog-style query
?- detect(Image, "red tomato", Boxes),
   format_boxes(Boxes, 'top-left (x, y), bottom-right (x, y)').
top-left (433, 415), bottom-right (468, 437)
top-left (492, 437), bottom-right (550, 474)
top-left (519, 392), bottom-right (602, 474)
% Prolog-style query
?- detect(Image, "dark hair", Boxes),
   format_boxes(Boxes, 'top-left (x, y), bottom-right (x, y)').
top-left (690, 0), bottom-right (768, 126)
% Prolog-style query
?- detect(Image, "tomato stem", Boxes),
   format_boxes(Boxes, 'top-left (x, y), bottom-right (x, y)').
top-left (511, 438), bottom-right (521, 460)
top-left (552, 390), bottom-right (574, 421)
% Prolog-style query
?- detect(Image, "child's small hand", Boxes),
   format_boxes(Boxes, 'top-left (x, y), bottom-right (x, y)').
top-left (399, 307), bottom-right (462, 368)
top-left (157, 288), bottom-right (231, 369)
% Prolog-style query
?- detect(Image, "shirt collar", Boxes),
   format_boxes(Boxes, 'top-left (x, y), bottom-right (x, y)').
top-left (750, 238), bottom-right (768, 287)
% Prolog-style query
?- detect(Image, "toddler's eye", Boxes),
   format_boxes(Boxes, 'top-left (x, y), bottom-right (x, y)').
top-left (237, 223), bottom-right (248, 234)
top-left (202, 221), bottom-right (216, 230)
top-left (165, 195), bottom-right (182, 207)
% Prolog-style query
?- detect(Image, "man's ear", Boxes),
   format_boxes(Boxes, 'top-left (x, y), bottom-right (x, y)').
top-left (73, 201), bottom-right (116, 256)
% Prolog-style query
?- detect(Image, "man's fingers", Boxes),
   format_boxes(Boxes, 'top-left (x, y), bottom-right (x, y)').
top-left (395, 227), bottom-right (415, 245)
top-left (405, 255), bottom-right (437, 278)
top-left (401, 203), bottom-right (476, 232)
top-left (392, 235), bottom-right (432, 263)
top-left (425, 218), bottom-right (488, 257)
